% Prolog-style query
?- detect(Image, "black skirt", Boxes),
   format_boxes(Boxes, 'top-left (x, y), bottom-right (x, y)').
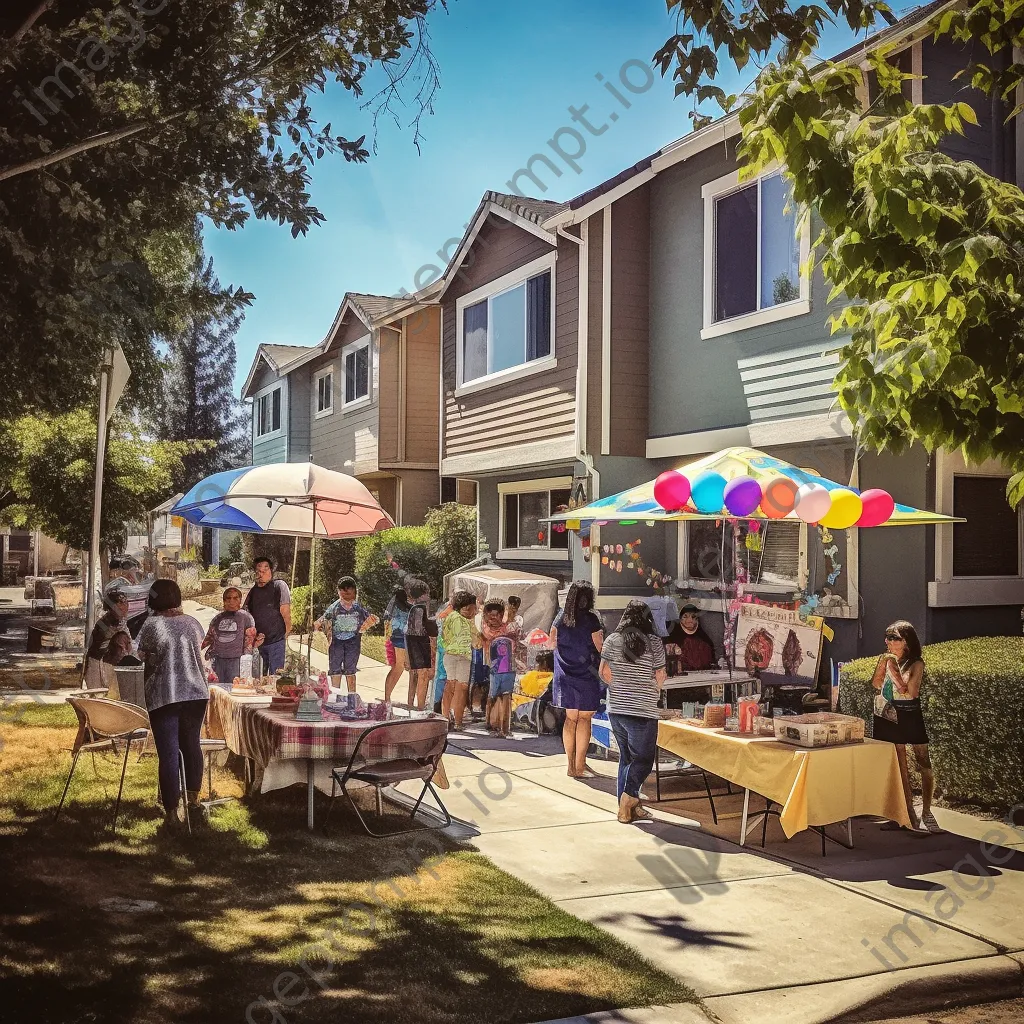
top-left (874, 700), bottom-right (929, 746)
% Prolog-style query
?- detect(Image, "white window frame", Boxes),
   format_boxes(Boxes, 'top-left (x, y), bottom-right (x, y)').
top-left (701, 167), bottom-right (812, 341)
top-left (341, 335), bottom-right (372, 411)
top-left (930, 450), bottom-right (1024, 607)
top-left (455, 252), bottom-right (557, 397)
top-left (314, 366), bottom-right (334, 419)
top-left (254, 382), bottom-right (284, 441)
top-left (497, 476), bottom-right (572, 561)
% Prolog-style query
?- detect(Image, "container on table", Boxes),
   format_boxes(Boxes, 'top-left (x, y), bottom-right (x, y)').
top-left (773, 712), bottom-right (865, 748)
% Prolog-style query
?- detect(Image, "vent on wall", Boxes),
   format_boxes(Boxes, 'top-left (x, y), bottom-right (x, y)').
top-left (737, 340), bottom-right (843, 423)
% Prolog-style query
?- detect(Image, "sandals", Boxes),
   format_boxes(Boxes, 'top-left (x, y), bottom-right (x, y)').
top-left (921, 811), bottom-right (945, 834)
top-left (631, 802), bottom-right (654, 822)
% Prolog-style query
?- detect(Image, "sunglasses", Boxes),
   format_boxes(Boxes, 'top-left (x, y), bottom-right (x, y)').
top-left (884, 633), bottom-right (902, 642)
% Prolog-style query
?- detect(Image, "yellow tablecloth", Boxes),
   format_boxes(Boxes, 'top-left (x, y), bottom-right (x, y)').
top-left (657, 720), bottom-right (911, 837)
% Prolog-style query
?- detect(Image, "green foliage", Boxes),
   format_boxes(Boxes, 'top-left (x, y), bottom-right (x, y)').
top-left (0, 409), bottom-right (201, 551)
top-left (840, 638), bottom-right (1024, 811)
top-left (355, 525), bottom-right (436, 618)
top-left (290, 585), bottom-right (310, 634)
top-left (0, 1), bottom-right (443, 419)
top-left (226, 534), bottom-right (243, 564)
top-left (311, 538), bottom-right (357, 610)
top-left (425, 503), bottom-right (478, 580)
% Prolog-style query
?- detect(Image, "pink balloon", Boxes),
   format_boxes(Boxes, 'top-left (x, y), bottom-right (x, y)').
top-left (654, 471), bottom-right (691, 510)
top-left (795, 483), bottom-right (832, 524)
top-left (856, 488), bottom-right (896, 527)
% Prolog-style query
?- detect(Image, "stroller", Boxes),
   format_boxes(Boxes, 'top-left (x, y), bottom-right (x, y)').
top-left (511, 643), bottom-right (563, 736)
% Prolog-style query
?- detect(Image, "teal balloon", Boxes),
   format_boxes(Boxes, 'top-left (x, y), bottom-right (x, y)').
top-left (691, 471), bottom-right (727, 514)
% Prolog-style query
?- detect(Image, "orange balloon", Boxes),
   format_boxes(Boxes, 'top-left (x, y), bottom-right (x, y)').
top-left (760, 477), bottom-right (798, 519)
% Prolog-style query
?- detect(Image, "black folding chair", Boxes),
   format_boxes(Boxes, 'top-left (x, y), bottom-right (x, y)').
top-left (324, 718), bottom-right (451, 837)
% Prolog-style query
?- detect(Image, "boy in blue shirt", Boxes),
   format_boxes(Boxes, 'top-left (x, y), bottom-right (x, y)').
top-left (315, 576), bottom-right (378, 692)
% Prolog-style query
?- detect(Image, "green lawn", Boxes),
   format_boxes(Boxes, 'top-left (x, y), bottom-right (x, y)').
top-left (0, 704), bottom-right (695, 1024)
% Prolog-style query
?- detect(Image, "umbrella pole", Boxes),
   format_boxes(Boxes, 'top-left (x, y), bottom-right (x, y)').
top-left (290, 535), bottom-right (299, 591)
top-left (307, 503), bottom-right (316, 675)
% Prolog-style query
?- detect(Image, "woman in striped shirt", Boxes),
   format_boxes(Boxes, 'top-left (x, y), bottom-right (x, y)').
top-left (599, 601), bottom-right (667, 823)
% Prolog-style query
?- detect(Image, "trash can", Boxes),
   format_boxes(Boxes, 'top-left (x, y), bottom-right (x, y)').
top-left (115, 664), bottom-right (146, 708)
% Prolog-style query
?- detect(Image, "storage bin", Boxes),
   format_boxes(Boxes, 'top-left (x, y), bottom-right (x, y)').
top-left (773, 712), bottom-right (865, 748)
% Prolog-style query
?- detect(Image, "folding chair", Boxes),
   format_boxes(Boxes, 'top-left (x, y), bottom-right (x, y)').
top-left (324, 718), bottom-right (451, 837)
top-left (55, 697), bottom-right (150, 832)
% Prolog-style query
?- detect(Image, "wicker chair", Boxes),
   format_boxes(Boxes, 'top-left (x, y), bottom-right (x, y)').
top-left (55, 697), bottom-right (150, 832)
top-left (324, 718), bottom-right (450, 837)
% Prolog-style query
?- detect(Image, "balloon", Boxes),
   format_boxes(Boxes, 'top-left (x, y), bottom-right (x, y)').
top-left (795, 483), bottom-right (832, 523)
top-left (761, 476), bottom-right (798, 519)
top-left (723, 475), bottom-right (762, 517)
top-left (690, 471), bottom-right (728, 514)
top-left (856, 488), bottom-right (896, 527)
top-left (653, 470), bottom-right (690, 510)
top-left (819, 488), bottom-right (863, 529)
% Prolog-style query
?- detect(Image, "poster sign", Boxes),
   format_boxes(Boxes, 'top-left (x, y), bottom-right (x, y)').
top-left (710, 683), bottom-right (725, 700)
top-left (170, 515), bottom-right (183, 528)
top-left (733, 604), bottom-right (822, 689)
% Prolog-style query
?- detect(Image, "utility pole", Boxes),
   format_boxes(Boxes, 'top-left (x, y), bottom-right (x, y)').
top-left (84, 350), bottom-right (113, 639)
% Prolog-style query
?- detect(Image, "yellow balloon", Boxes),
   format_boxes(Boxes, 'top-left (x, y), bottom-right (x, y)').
top-left (819, 488), bottom-right (863, 529)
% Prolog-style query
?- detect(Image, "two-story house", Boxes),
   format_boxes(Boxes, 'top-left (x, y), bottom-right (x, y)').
top-left (241, 289), bottom-right (442, 526)
top-left (438, 2), bottom-right (1024, 658)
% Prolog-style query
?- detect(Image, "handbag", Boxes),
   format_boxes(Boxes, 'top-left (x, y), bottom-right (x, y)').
top-left (873, 693), bottom-right (898, 722)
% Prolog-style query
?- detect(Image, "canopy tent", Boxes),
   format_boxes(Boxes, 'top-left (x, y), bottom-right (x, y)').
top-left (448, 567), bottom-right (560, 633)
top-left (172, 463), bottom-right (394, 537)
top-left (548, 447), bottom-right (962, 528)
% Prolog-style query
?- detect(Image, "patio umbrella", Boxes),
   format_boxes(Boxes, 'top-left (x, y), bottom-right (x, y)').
top-left (171, 463), bottom-right (395, 667)
top-left (549, 447), bottom-right (962, 528)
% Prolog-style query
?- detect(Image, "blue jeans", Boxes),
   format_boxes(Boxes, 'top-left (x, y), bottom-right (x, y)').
top-left (149, 699), bottom-right (208, 810)
top-left (211, 656), bottom-right (239, 689)
top-left (609, 713), bottom-right (659, 799)
top-left (329, 636), bottom-right (361, 676)
top-left (258, 639), bottom-right (286, 675)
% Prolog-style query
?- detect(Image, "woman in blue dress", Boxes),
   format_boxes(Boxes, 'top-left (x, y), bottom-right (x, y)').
top-left (551, 581), bottom-right (605, 778)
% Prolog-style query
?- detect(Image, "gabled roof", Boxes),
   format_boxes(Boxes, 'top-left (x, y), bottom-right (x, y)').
top-left (435, 191), bottom-right (567, 300)
top-left (240, 343), bottom-right (317, 399)
top-left (543, 0), bottom-right (958, 230)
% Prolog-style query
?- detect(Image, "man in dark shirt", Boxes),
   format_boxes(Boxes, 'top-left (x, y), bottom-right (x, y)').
top-left (242, 558), bottom-right (292, 674)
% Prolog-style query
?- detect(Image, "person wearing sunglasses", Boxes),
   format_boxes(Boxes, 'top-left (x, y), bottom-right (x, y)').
top-left (871, 620), bottom-right (940, 834)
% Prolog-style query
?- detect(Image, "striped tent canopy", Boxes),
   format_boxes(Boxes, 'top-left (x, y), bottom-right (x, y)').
top-left (549, 447), bottom-right (961, 528)
top-left (171, 463), bottom-right (394, 538)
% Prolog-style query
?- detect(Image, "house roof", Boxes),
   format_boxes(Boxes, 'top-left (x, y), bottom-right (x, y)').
top-left (544, 0), bottom-right (958, 229)
top-left (487, 191), bottom-right (567, 223)
top-left (240, 343), bottom-right (318, 399)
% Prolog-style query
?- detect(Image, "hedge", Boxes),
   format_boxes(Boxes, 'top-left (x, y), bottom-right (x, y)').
top-left (290, 585), bottom-right (310, 634)
top-left (839, 637), bottom-right (1024, 811)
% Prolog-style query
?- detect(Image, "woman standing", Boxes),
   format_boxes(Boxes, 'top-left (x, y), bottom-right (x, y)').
top-left (135, 580), bottom-right (209, 827)
top-left (83, 589), bottom-right (131, 699)
top-left (383, 587), bottom-right (411, 703)
top-left (871, 620), bottom-right (940, 834)
top-left (600, 601), bottom-right (667, 823)
top-left (550, 581), bottom-right (604, 778)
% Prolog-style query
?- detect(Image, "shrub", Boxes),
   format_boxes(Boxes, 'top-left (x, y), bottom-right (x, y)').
top-left (425, 503), bottom-right (477, 581)
top-left (290, 585), bottom-right (310, 634)
top-left (311, 538), bottom-right (356, 610)
top-left (355, 525), bottom-right (436, 618)
top-left (840, 637), bottom-right (1024, 812)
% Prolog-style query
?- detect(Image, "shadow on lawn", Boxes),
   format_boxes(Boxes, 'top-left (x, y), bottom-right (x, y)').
top-left (0, 713), bottom-right (693, 1024)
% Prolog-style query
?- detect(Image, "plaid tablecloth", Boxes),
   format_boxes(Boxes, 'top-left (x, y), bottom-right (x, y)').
top-left (207, 686), bottom-right (403, 769)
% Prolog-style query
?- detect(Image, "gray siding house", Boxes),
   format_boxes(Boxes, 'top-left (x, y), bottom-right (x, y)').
top-left (441, 3), bottom-right (1024, 658)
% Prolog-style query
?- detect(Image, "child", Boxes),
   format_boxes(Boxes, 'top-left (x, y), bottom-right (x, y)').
top-left (202, 587), bottom-right (258, 689)
top-left (441, 590), bottom-right (480, 730)
top-left (404, 579), bottom-right (435, 710)
top-left (315, 576), bottom-right (378, 693)
top-left (504, 594), bottom-right (527, 672)
top-left (383, 587), bottom-right (411, 703)
top-left (481, 600), bottom-right (515, 735)
top-left (431, 596), bottom-right (454, 713)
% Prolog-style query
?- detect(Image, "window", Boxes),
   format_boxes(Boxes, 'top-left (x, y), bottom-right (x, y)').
top-left (315, 369), bottom-right (333, 417)
top-left (702, 169), bottom-right (809, 339)
top-left (685, 520), bottom-right (801, 590)
top-left (457, 255), bottom-right (555, 389)
top-left (953, 476), bottom-right (1019, 576)
top-left (343, 338), bottom-right (370, 407)
top-left (255, 386), bottom-right (282, 438)
top-left (498, 479), bottom-right (571, 556)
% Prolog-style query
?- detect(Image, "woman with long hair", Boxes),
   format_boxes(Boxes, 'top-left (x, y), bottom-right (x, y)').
top-left (550, 581), bottom-right (604, 778)
top-left (871, 620), bottom-right (940, 834)
top-left (135, 579), bottom-right (209, 829)
top-left (383, 587), bottom-right (411, 703)
top-left (600, 601), bottom-right (667, 823)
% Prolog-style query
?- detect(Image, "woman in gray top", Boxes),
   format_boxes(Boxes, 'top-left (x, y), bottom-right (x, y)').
top-left (136, 580), bottom-right (209, 826)
top-left (599, 601), bottom-right (667, 824)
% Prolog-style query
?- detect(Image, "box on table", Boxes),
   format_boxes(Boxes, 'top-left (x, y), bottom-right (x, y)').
top-left (773, 712), bottom-right (865, 748)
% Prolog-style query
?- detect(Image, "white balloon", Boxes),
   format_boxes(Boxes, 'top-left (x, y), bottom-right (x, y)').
top-left (795, 483), bottom-right (832, 523)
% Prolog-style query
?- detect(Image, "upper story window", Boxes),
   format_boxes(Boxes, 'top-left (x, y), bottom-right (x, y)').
top-left (255, 386), bottom-right (282, 438)
top-left (314, 368), bottom-right (333, 418)
top-left (701, 169), bottom-right (810, 340)
top-left (343, 337), bottom-right (370, 408)
top-left (456, 253), bottom-right (555, 392)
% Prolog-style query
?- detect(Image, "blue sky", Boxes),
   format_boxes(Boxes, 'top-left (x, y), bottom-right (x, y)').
top-left (206, 0), bottom-right (911, 392)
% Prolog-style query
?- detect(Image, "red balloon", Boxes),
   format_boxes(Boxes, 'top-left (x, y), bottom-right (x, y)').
top-left (856, 489), bottom-right (895, 527)
top-left (760, 477), bottom-right (798, 519)
top-left (653, 470), bottom-right (691, 510)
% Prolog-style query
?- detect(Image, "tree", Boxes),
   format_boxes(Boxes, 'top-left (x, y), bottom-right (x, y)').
top-left (0, 409), bottom-right (202, 558)
top-left (0, 0), bottom-right (443, 419)
top-left (655, 1), bottom-right (1024, 501)
top-left (154, 248), bottom-right (251, 490)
